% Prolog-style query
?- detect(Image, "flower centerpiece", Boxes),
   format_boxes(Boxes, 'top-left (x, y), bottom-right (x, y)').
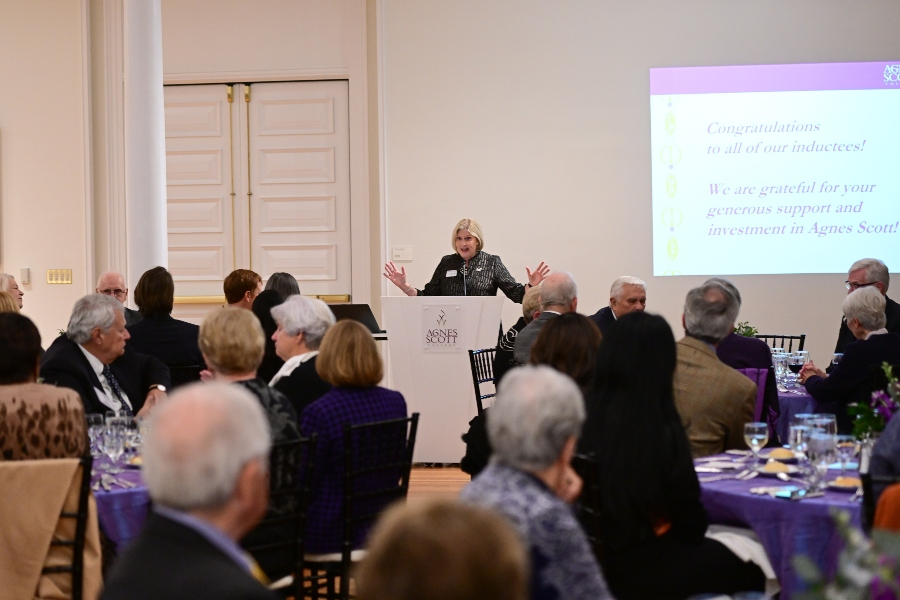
top-left (734, 321), bottom-right (759, 338)
top-left (847, 362), bottom-right (900, 441)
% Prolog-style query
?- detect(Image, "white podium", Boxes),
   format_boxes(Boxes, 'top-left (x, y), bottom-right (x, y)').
top-left (382, 296), bottom-right (504, 463)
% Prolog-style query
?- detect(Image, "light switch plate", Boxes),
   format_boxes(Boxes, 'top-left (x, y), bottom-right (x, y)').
top-left (392, 246), bottom-right (413, 262)
top-left (47, 269), bottom-right (73, 284)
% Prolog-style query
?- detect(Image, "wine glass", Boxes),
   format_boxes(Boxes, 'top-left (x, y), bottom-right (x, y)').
top-left (787, 354), bottom-right (805, 387)
top-left (810, 414), bottom-right (837, 435)
top-left (835, 435), bottom-right (857, 474)
top-left (832, 353), bottom-right (844, 367)
top-left (102, 420), bottom-right (126, 465)
top-left (86, 414), bottom-right (104, 458)
top-left (807, 432), bottom-right (837, 491)
top-left (744, 422), bottom-right (768, 468)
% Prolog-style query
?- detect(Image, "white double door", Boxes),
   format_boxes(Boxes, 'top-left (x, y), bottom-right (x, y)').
top-left (164, 81), bottom-right (352, 301)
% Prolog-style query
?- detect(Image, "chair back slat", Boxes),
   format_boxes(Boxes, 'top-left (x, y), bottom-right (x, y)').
top-left (861, 472), bottom-right (900, 532)
top-left (754, 334), bottom-right (806, 353)
top-left (571, 453), bottom-right (602, 560)
top-left (468, 348), bottom-right (497, 415)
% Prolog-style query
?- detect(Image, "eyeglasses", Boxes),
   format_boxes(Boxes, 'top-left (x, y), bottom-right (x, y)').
top-left (845, 281), bottom-right (878, 290)
top-left (98, 288), bottom-right (127, 298)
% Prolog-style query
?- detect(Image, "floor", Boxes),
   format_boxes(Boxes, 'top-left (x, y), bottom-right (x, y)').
top-left (407, 466), bottom-right (470, 502)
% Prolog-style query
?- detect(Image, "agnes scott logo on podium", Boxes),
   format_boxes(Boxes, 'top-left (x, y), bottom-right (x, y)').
top-left (422, 305), bottom-right (461, 351)
top-left (884, 64), bottom-right (900, 86)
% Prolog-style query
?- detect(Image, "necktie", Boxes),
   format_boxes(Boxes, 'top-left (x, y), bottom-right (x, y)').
top-left (102, 365), bottom-right (133, 415)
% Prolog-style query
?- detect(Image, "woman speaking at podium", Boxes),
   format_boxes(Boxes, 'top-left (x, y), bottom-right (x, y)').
top-left (383, 218), bottom-right (549, 302)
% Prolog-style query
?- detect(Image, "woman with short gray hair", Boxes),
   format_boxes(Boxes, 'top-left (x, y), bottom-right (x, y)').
top-left (268, 296), bottom-right (335, 415)
top-left (801, 286), bottom-right (900, 433)
top-left (460, 365), bottom-right (613, 600)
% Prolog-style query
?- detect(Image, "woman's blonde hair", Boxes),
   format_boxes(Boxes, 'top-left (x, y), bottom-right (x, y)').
top-left (0, 291), bottom-right (20, 314)
top-left (316, 319), bottom-right (383, 387)
top-left (198, 307), bottom-right (265, 375)
top-left (451, 219), bottom-right (484, 253)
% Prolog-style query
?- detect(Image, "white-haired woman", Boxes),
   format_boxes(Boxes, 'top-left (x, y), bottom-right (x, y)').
top-left (383, 218), bottom-right (549, 302)
top-left (801, 286), bottom-right (900, 433)
top-left (269, 295), bottom-right (336, 415)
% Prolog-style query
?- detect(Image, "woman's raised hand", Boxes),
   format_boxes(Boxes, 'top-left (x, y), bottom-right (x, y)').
top-left (383, 261), bottom-right (409, 291)
top-left (525, 261), bottom-right (550, 287)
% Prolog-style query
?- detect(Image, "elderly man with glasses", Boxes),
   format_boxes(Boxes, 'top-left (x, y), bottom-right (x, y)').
top-left (96, 271), bottom-right (143, 327)
top-left (833, 259), bottom-right (900, 356)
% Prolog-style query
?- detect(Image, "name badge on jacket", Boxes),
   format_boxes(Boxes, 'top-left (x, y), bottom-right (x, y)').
top-left (446, 270), bottom-right (457, 277)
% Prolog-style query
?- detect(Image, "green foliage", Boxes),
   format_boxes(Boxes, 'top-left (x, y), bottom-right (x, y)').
top-left (734, 321), bottom-right (759, 337)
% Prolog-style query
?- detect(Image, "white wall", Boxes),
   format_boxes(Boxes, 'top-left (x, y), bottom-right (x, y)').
top-left (0, 1), bottom-right (90, 343)
top-left (379, 0), bottom-right (900, 364)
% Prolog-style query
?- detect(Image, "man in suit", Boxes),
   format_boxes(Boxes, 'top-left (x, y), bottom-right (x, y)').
top-left (40, 294), bottom-right (170, 416)
top-left (102, 383), bottom-right (278, 600)
top-left (673, 281), bottom-right (756, 457)
top-left (588, 276), bottom-right (646, 335)
top-left (514, 272), bottom-right (577, 364)
top-left (225, 269), bottom-right (264, 310)
top-left (833, 258), bottom-right (900, 356)
top-left (708, 278), bottom-right (780, 441)
top-left (96, 271), bottom-right (142, 327)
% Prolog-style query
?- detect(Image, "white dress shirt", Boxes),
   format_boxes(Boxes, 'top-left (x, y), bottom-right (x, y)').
top-left (77, 345), bottom-right (132, 412)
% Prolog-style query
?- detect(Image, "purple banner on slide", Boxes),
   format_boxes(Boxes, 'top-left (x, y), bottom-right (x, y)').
top-left (650, 61), bottom-right (900, 95)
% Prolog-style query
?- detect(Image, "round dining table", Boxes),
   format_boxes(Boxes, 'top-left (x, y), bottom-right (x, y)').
top-left (699, 454), bottom-right (861, 599)
top-left (91, 457), bottom-right (149, 550)
top-left (776, 388), bottom-right (818, 443)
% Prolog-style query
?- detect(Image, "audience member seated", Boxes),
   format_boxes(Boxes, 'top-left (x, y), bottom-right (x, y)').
top-left (356, 499), bottom-right (528, 600)
top-left (268, 295), bottom-right (334, 415)
top-left (41, 294), bottom-right (170, 416)
top-left (0, 272), bottom-right (25, 310)
top-left (252, 290), bottom-right (286, 384)
top-left (460, 365), bottom-right (613, 600)
top-left (708, 277), bottom-right (780, 442)
top-left (0, 313), bottom-right (86, 460)
top-left (126, 266), bottom-right (204, 371)
top-left (95, 271), bottom-right (141, 326)
top-left (530, 312), bottom-right (602, 391)
top-left (300, 319), bottom-right (407, 556)
top-left (514, 271), bottom-right (578, 364)
top-left (495, 285), bottom-right (542, 384)
top-left (588, 275), bottom-right (646, 335)
top-left (101, 383), bottom-right (278, 600)
top-left (833, 258), bottom-right (900, 356)
top-left (870, 410), bottom-right (900, 507)
top-left (0, 291), bottom-right (20, 314)
top-left (264, 271), bottom-right (301, 299)
top-left (673, 282), bottom-right (756, 457)
top-left (581, 311), bottom-right (765, 599)
top-left (198, 307), bottom-right (299, 444)
top-left (800, 287), bottom-right (900, 434)
top-left (225, 269), bottom-right (263, 310)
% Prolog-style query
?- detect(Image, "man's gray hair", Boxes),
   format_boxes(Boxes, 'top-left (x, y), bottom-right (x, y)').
top-left (704, 277), bottom-right (741, 306)
top-left (609, 276), bottom-right (646, 300)
top-left (540, 272), bottom-right (578, 310)
top-left (683, 282), bottom-right (739, 344)
top-left (843, 286), bottom-right (887, 332)
top-left (487, 365), bottom-right (585, 472)
top-left (270, 295), bottom-right (335, 350)
top-left (0, 273), bottom-right (14, 294)
top-left (849, 258), bottom-right (890, 293)
top-left (142, 383), bottom-right (272, 511)
top-left (67, 294), bottom-right (124, 344)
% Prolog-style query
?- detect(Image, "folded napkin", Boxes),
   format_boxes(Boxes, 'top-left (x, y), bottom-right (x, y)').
top-left (706, 524), bottom-right (779, 597)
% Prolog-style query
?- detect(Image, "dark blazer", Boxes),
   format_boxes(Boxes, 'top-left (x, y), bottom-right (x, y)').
top-left (40, 335), bottom-right (171, 415)
top-left (806, 332), bottom-right (900, 433)
top-left (417, 251), bottom-right (526, 302)
top-left (716, 332), bottom-right (781, 440)
top-left (588, 306), bottom-right (616, 336)
top-left (101, 512), bottom-right (278, 600)
top-left (272, 356), bottom-right (331, 416)
top-left (514, 311), bottom-right (559, 364)
top-left (126, 314), bottom-right (204, 368)
top-left (834, 295), bottom-right (900, 354)
top-left (124, 306), bottom-right (143, 327)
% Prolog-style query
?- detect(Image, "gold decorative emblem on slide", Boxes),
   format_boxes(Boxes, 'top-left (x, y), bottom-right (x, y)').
top-left (662, 269), bottom-right (683, 276)
top-left (659, 145), bottom-right (682, 168)
top-left (665, 112), bottom-right (676, 135)
top-left (666, 236), bottom-right (679, 261)
top-left (661, 207), bottom-right (683, 228)
top-left (665, 175), bottom-right (678, 198)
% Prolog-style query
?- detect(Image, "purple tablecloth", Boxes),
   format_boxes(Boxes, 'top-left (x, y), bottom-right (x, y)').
top-left (700, 455), bottom-right (861, 599)
top-left (776, 390), bottom-right (818, 443)
top-left (91, 457), bottom-right (150, 550)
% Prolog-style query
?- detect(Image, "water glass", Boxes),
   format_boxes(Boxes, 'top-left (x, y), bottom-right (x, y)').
top-left (809, 414), bottom-right (837, 435)
top-left (789, 424), bottom-right (811, 458)
top-left (86, 414), bottom-right (104, 457)
top-left (102, 419), bottom-right (126, 464)
top-left (835, 435), bottom-right (857, 474)
top-left (807, 432), bottom-right (837, 491)
top-left (744, 422), bottom-right (768, 467)
top-left (832, 353), bottom-right (844, 367)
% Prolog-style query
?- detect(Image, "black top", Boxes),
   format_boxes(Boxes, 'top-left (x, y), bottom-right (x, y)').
top-left (234, 379), bottom-right (300, 443)
top-left (126, 314), bottom-right (204, 368)
top-left (588, 306), bottom-right (616, 336)
top-left (102, 512), bottom-right (278, 600)
top-left (416, 251), bottom-right (526, 302)
top-left (272, 356), bottom-right (332, 416)
top-left (124, 307), bottom-right (143, 327)
top-left (834, 295), bottom-right (900, 354)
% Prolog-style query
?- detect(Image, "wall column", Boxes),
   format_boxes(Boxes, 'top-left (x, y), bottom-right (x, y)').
top-left (123, 0), bottom-right (167, 279)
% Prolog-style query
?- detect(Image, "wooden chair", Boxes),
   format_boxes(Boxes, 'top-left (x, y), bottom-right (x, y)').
top-left (241, 435), bottom-right (317, 597)
top-left (571, 453), bottom-right (602, 561)
top-left (754, 334), bottom-right (806, 352)
top-left (301, 414), bottom-right (419, 600)
top-left (468, 348), bottom-right (497, 415)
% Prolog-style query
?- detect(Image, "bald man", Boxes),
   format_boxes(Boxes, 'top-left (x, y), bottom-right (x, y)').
top-left (96, 271), bottom-right (142, 327)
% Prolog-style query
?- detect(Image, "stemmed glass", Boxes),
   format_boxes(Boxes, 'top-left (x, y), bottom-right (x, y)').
top-left (787, 354), bottom-right (805, 387)
top-left (86, 414), bottom-right (104, 458)
top-left (807, 432), bottom-right (837, 491)
top-left (744, 422), bottom-right (769, 469)
top-left (832, 353), bottom-right (844, 367)
top-left (835, 435), bottom-right (857, 475)
top-left (102, 417), bottom-right (127, 465)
